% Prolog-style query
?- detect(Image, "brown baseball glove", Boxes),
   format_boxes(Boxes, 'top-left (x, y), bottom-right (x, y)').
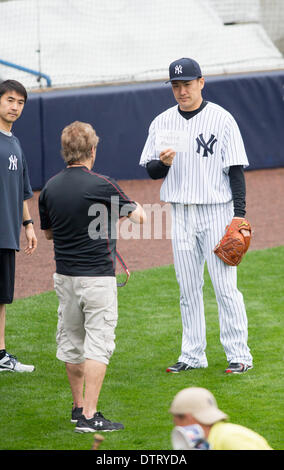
top-left (214, 218), bottom-right (252, 266)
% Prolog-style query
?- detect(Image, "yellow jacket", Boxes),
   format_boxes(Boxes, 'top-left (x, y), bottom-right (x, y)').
top-left (208, 421), bottom-right (273, 450)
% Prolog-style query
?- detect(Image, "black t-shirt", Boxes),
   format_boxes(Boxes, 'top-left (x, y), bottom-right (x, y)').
top-left (39, 166), bottom-right (137, 276)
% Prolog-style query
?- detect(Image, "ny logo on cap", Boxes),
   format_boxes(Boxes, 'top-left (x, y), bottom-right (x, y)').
top-left (175, 65), bottom-right (183, 75)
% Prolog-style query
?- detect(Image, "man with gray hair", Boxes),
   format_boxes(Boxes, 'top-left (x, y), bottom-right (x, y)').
top-left (39, 121), bottom-right (146, 432)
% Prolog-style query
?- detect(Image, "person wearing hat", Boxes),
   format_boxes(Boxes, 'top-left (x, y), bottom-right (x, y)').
top-left (139, 58), bottom-right (253, 375)
top-left (170, 387), bottom-right (272, 450)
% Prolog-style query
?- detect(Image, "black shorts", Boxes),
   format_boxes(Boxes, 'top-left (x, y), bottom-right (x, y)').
top-left (0, 249), bottom-right (15, 304)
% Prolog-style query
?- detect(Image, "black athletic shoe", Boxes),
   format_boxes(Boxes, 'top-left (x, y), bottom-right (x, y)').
top-left (225, 362), bottom-right (253, 374)
top-left (71, 406), bottom-right (83, 423)
top-left (75, 411), bottom-right (124, 433)
top-left (166, 361), bottom-right (194, 373)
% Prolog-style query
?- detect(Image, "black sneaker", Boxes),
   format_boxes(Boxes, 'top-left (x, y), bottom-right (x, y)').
top-left (71, 406), bottom-right (83, 423)
top-left (75, 411), bottom-right (124, 433)
top-left (225, 362), bottom-right (253, 374)
top-left (166, 361), bottom-right (193, 373)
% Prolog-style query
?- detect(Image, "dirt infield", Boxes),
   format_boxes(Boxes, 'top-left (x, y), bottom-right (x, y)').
top-left (14, 167), bottom-right (284, 300)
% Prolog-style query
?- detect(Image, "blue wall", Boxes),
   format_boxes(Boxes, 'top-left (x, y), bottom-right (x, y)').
top-left (13, 70), bottom-right (284, 190)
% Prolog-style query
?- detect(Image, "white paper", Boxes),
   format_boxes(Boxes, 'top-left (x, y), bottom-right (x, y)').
top-left (155, 130), bottom-right (189, 153)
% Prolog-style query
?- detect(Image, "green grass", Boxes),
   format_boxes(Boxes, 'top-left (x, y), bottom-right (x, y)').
top-left (1, 246), bottom-right (284, 450)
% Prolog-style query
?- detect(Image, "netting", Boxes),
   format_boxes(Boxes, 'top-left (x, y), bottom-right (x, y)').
top-left (0, 0), bottom-right (283, 90)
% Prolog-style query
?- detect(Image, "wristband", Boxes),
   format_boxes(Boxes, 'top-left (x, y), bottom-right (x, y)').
top-left (23, 219), bottom-right (34, 226)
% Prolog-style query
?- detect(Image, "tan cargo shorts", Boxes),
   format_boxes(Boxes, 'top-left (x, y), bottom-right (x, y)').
top-left (53, 273), bottom-right (118, 365)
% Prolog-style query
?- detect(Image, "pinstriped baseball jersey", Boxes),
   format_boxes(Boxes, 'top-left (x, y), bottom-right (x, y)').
top-left (139, 102), bottom-right (248, 204)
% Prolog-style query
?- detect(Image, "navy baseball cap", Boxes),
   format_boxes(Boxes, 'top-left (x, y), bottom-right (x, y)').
top-left (166, 58), bottom-right (202, 83)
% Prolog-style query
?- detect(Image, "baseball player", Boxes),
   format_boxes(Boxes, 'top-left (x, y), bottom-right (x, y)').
top-left (139, 58), bottom-right (253, 374)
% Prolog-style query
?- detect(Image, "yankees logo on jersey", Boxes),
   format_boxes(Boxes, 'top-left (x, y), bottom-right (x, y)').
top-left (140, 101), bottom-right (248, 204)
top-left (8, 154), bottom-right (18, 170)
top-left (196, 133), bottom-right (217, 157)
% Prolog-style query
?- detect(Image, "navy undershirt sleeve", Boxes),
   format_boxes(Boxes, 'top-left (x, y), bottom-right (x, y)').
top-left (146, 160), bottom-right (170, 179)
top-left (229, 165), bottom-right (246, 217)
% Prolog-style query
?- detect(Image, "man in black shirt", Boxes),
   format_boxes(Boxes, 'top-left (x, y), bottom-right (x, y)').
top-left (0, 80), bottom-right (37, 374)
top-left (39, 121), bottom-right (146, 432)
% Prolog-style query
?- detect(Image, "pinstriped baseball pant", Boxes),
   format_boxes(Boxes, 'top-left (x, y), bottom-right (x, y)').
top-left (171, 202), bottom-right (253, 368)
